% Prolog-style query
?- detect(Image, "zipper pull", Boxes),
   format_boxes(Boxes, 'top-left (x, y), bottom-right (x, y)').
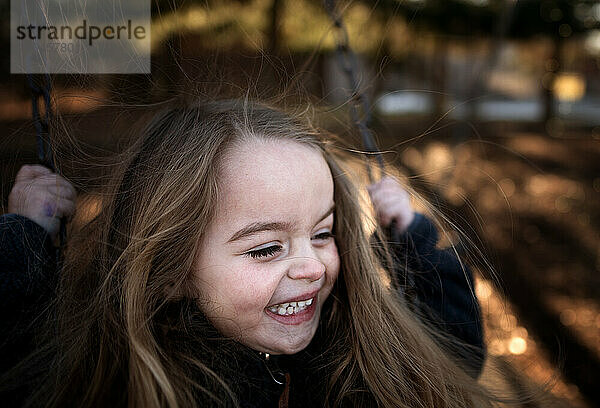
top-left (259, 352), bottom-right (287, 385)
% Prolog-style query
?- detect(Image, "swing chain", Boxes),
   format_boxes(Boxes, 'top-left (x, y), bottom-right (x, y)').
top-left (322, 0), bottom-right (418, 309)
top-left (26, 73), bottom-right (66, 259)
top-left (27, 74), bottom-right (56, 171)
top-left (322, 0), bottom-right (385, 185)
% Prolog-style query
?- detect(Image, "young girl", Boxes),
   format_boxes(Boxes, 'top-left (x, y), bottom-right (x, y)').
top-left (1, 98), bottom-right (489, 407)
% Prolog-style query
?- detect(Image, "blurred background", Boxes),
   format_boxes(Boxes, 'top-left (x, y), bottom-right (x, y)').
top-left (1, 0), bottom-right (599, 406)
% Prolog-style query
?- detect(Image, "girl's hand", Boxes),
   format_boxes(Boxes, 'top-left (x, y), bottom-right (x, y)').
top-left (8, 165), bottom-right (76, 242)
top-left (367, 176), bottom-right (415, 234)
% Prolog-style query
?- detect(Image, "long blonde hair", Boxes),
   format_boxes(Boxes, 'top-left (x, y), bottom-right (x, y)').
top-left (18, 97), bottom-right (497, 407)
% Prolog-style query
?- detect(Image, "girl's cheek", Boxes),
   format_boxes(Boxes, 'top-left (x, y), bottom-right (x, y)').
top-left (324, 243), bottom-right (341, 280)
top-left (230, 262), bottom-right (282, 305)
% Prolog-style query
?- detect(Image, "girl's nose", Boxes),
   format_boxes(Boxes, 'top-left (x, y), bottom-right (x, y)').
top-left (287, 255), bottom-right (326, 282)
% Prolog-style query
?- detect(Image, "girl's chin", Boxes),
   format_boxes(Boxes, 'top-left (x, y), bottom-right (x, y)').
top-left (279, 340), bottom-right (312, 354)
top-left (255, 328), bottom-right (317, 355)
top-left (263, 342), bottom-right (310, 355)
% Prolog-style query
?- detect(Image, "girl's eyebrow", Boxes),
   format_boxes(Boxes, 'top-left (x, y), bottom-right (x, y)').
top-left (226, 204), bottom-right (335, 243)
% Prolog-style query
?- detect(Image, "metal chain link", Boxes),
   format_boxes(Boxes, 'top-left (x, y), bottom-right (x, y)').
top-left (27, 73), bottom-right (56, 170)
top-left (27, 73), bottom-right (66, 263)
top-left (322, 0), bottom-right (385, 184)
top-left (322, 0), bottom-right (418, 308)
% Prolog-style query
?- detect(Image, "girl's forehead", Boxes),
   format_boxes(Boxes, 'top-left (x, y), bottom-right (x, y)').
top-left (219, 139), bottom-right (329, 183)
top-left (214, 139), bottom-right (334, 226)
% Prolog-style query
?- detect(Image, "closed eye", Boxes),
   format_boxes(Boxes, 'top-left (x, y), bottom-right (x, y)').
top-left (244, 232), bottom-right (333, 259)
top-left (244, 245), bottom-right (283, 259)
top-left (313, 231), bottom-right (334, 241)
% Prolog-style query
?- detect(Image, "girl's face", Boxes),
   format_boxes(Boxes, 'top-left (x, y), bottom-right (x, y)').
top-left (194, 139), bottom-right (340, 355)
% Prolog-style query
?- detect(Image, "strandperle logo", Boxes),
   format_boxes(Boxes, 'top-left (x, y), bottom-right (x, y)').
top-left (16, 20), bottom-right (147, 47)
top-left (11, 0), bottom-right (150, 74)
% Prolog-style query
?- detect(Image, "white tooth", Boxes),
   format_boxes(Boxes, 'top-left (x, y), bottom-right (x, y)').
top-left (294, 306), bottom-right (299, 313)
top-left (278, 307), bottom-right (286, 315)
top-left (281, 303), bottom-right (289, 308)
top-left (306, 298), bottom-right (313, 306)
top-left (269, 307), bottom-right (278, 313)
top-left (290, 301), bottom-right (297, 307)
top-left (298, 301), bottom-right (306, 307)
top-left (286, 306), bottom-right (294, 315)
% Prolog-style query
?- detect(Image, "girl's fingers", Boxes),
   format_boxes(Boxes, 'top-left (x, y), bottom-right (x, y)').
top-left (52, 197), bottom-right (77, 218)
top-left (377, 213), bottom-right (392, 227)
top-left (47, 183), bottom-right (77, 200)
top-left (36, 174), bottom-right (74, 188)
top-left (368, 177), bottom-right (414, 230)
top-left (368, 185), bottom-right (388, 202)
top-left (376, 206), bottom-right (401, 226)
top-left (370, 188), bottom-right (407, 209)
top-left (374, 197), bottom-right (399, 221)
top-left (370, 176), bottom-right (399, 191)
top-left (29, 175), bottom-right (77, 198)
top-left (369, 180), bottom-right (406, 197)
top-left (14, 164), bottom-right (53, 182)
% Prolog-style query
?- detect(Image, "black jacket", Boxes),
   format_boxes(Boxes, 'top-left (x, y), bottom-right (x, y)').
top-left (0, 213), bottom-right (485, 407)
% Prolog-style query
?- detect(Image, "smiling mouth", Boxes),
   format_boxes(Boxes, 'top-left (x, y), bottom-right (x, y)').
top-left (267, 298), bottom-right (314, 316)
